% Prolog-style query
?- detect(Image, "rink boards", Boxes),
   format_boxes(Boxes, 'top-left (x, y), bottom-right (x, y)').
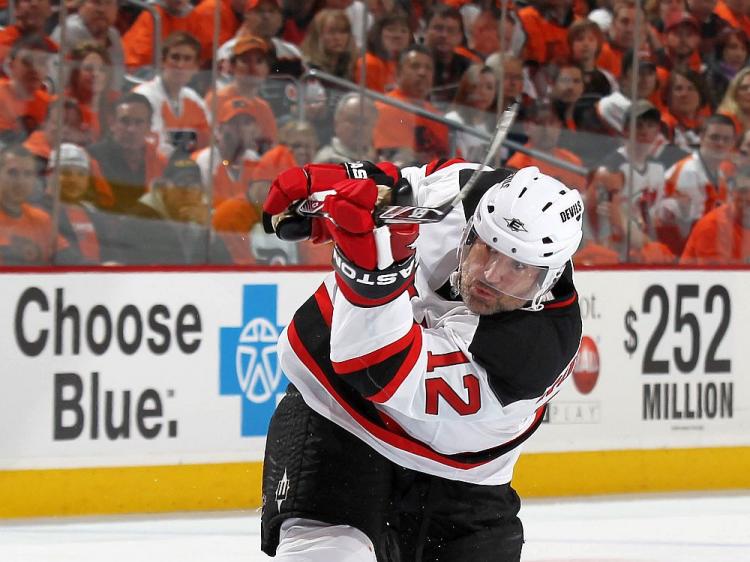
top-left (1, 267), bottom-right (748, 517)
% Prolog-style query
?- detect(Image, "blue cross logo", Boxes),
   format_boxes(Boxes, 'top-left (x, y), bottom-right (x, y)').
top-left (219, 284), bottom-right (288, 436)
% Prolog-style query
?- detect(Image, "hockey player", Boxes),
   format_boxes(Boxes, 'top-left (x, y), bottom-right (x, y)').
top-left (260, 158), bottom-right (584, 561)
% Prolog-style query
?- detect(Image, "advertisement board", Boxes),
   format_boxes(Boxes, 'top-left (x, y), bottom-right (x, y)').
top-left (1, 268), bottom-right (748, 515)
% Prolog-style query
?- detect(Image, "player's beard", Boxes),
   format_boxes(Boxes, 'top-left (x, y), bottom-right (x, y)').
top-left (458, 265), bottom-right (526, 315)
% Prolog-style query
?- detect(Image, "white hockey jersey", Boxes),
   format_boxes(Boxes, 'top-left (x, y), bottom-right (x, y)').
top-left (276, 161), bottom-right (582, 485)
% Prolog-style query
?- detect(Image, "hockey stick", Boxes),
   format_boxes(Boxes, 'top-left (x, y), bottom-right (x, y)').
top-left (295, 100), bottom-right (521, 225)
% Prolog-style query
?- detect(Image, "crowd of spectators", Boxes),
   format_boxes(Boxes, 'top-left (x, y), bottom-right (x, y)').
top-left (2, 0), bottom-right (750, 267)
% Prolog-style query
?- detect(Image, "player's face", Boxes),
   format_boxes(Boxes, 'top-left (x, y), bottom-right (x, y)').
top-left (0, 154), bottom-right (37, 212)
top-left (460, 239), bottom-right (541, 314)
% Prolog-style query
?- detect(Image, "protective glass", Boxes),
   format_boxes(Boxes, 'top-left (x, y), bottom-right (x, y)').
top-left (462, 227), bottom-right (549, 302)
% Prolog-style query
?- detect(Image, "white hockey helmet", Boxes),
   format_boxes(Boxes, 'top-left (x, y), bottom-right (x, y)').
top-left (458, 166), bottom-right (584, 310)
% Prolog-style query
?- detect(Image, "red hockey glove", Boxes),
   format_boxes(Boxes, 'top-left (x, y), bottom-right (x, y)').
top-left (323, 178), bottom-right (419, 307)
top-left (262, 162), bottom-right (403, 243)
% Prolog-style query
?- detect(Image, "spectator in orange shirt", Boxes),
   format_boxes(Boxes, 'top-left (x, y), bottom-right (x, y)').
top-left (122, 0), bottom-right (199, 70)
top-left (194, 97), bottom-right (262, 207)
top-left (518, 0), bottom-right (578, 69)
top-left (507, 100), bottom-right (587, 192)
top-left (65, 42), bottom-right (119, 142)
top-left (653, 12), bottom-right (704, 96)
top-left (354, 11), bottom-right (412, 93)
top-left (0, 144), bottom-right (74, 265)
top-left (24, 98), bottom-right (92, 162)
top-left (206, 34), bottom-right (278, 152)
top-left (718, 66), bottom-right (750, 135)
top-left (213, 119), bottom-right (326, 265)
top-left (88, 93), bottom-right (167, 213)
top-left (661, 68), bottom-right (710, 150)
top-left (713, 0), bottom-right (750, 39)
top-left (372, 44), bottom-right (449, 165)
top-left (191, 0), bottom-right (244, 64)
top-left (422, 4), bottom-right (475, 106)
top-left (134, 31), bottom-right (209, 157)
top-left (43, 143), bottom-right (120, 263)
top-left (597, 0), bottom-right (654, 79)
top-left (0, 35), bottom-right (55, 144)
top-left (301, 9), bottom-right (358, 81)
top-left (0, 0), bottom-right (56, 69)
top-left (681, 165), bottom-right (750, 264)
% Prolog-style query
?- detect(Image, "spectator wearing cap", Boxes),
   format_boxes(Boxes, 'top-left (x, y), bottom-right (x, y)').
top-left (119, 151), bottom-right (232, 264)
top-left (0, 0), bottom-right (57, 69)
top-left (0, 144), bottom-right (74, 265)
top-left (596, 49), bottom-right (661, 135)
top-left (713, 0), bottom-right (750, 39)
top-left (42, 143), bottom-right (119, 263)
top-left (88, 92), bottom-right (167, 214)
top-left (654, 12), bottom-right (704, 96)
top-left (314, 92), bottom-right (378, 163)
top-left (680, 164), bottom-right (750, 263)
top-left (517, 0), bottom-right (578, 68)
top-left (123, 0), bottom-right (201, 70)
top-left (704, 28), bottom-right (750, 109)
top-left (567, 19), bottom-right (616, 97)
top-left (586, 100), bottom-right (668, 255)
top-left (0, 35), bottom-right (55, 144)
top-left (686, 0), bottom-right (731, 58)
top-left (507, 100), bottom-right (587, 193)
top-left (301, 9), bottom-right (358, 82)
top-left (194, 96), bottom-right (261, 207)
top-left (421, 5), bottom-right (477, 106)
top-left (52, 0), bottom-right (125, 90)
top-left (134, 31), bottom-right (210, 157)
top-left (663, 114), bottom-right (736, 248)
top-left (228, 0), bottom-right (304, 77)
top-left (718, 66), bottom-right (750, 135)
top-left (372, 44), bottom-right (449, 165)
top-left (206, 34), bottom-right (277, 151)
top-left (353, 12), bottom-right (412, 93)
top-left (661, 69), bottom-right (711, 151)
top-left (191, 0), bottom-right (245, 65)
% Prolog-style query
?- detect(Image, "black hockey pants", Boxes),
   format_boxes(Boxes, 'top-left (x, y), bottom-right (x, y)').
top-left (261, 385), bottom-right (524, 561)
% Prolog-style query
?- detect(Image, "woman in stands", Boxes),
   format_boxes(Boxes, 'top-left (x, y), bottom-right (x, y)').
top-left (66, 42), bottom-right (119, 142)
top-left (718, 66), bottom-right (750, 137)
top-left (444, 64), bottom-right (497, 162)
top-left (301, 8), bottom-right (357, 81)
top-left (354, 11), bottom-right (412, 93)
top-left (662, 69), bottom-right (710, 151)
top-left (705, 28), bottom-right (750, 109)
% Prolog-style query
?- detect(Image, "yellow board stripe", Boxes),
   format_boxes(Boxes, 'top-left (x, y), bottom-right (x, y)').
top-left (1, 447), bottom-right (749, 518)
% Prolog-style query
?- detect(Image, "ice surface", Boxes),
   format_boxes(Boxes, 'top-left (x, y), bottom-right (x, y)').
top-left (1, 492), bottom-right (748, 561)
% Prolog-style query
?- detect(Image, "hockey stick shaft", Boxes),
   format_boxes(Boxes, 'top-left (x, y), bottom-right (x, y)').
top-left (295, 101), bottom-right (521, 225)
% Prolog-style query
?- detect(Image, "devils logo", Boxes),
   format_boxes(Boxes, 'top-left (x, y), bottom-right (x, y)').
top-left (504, 217), bottom-right (527, 232)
